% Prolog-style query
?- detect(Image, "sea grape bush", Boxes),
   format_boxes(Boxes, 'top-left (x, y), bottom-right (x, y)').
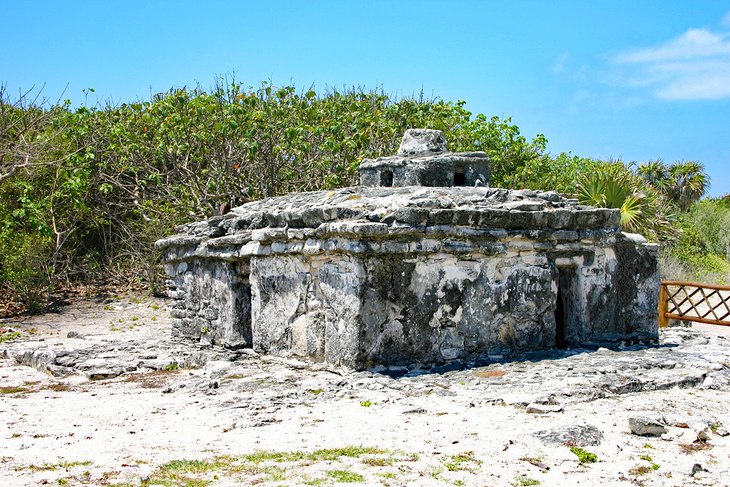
top-left (0, 80), bottom-right (547, 308)
top-left (0, 78), bottom-right (722, 310)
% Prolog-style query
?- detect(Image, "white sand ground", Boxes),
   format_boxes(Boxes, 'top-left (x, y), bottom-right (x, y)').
top-left (1, 296), bottom-right (729, 487)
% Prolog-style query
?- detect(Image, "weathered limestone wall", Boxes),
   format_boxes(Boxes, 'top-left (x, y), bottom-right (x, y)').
top-left (548, 234), bottom-right (659, 346)
top-left (248, 252), bottom-right (559, 368)
top-left (244, 241), bottom-right (657, 368)
top-left (165, 259), bottom-right (252, 348)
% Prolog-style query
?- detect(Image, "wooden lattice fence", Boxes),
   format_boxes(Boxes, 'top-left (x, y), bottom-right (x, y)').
top-left (658, 280), bottom-right (730, 328)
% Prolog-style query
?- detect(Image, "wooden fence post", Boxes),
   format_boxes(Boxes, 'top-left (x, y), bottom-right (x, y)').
top-left (658, 284), bottom-right (668, 328)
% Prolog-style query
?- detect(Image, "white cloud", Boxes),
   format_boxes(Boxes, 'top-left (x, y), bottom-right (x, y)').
top-left (612, 23), bottom-right (730, 100)
top-left (552, 52), bottom-right (569, 73)
top-left (551, 52), bottom-right (588, 80)
top-left (615, 29), bottom-right (730, 63)
top-left (722, 11), bottom-right (730, 28)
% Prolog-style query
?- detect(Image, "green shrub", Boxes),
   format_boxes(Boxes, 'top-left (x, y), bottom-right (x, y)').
top-left (0, 232), bottom-right (52, 312)
top-left (1, 80), bottom-right (550, 309)
top-left (663, 198), bottom-right (730, 284)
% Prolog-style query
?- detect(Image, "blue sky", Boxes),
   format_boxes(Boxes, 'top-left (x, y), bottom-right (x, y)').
top-left (2, 0), bottom-right (729, 196)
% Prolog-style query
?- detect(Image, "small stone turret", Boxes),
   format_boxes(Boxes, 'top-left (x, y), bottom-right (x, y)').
top-left (359, 129), bottom-right (490, 188)
top-left (397, 128), bottom-right (448, 156)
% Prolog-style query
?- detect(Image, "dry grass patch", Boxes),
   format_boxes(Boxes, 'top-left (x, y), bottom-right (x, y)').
top-left (121, 369), bottom-right (180, 388)
top-left (361, 457), bottom-right (394, 467)
top-left (472, 369), bottom-right (507, 378)
top-left (679, 441), bottom-right (712, 454)
top-left (43, 383), bottom-right (73, 392)
top-left (0, 386), bottom-right (29, 394)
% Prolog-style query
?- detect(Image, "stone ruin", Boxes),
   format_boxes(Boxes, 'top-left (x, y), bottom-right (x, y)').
top-left (156, 129), bottom-right (659, 369)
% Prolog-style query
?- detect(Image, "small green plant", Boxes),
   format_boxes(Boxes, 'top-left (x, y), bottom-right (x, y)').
top-left (160, 459), bottom-right (223, 473)
top-left (262, 465), bottom-right (287, 481)
top-left (145, 457), bottom-right (228, 486)
top-left (163, 362), bottom-right (179, 371)
top-left (360, 400), bottom-right (373, 407)
top-left (709, 422), bottom-right (722, 432)
top-left (429, 466), bottom-right (444, 481)
top-left (243, 446), bottom-right (386, 464)
top-left (639, 454), bottom-right (660, 470)
top-left (512, 475), bottom-right (541, 486)
top-left (442, 451), bottom-right (481, 472)
top-left (325, 469), bottom-right (365, 483)
top-left (569, 446), bottom-right (597, 464)
top-left (308, 388), bottom-right (324, 395)
top-left (201, 326), bottom-right (210, 334)
top-left (130, 315), bottom-right (139, 321)
top-left (643, 443), bottom-right (654, 449)
top-left (0, 331), bottom-right (21, 343)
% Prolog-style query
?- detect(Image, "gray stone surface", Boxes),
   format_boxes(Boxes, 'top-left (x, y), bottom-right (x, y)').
top-left (526, 403), bottom-right (564, 414)
top-left (628, 416), bottom-right (667, 436)
top-left (533, 424), bottom-right (604, 446)
top-left (359, 152), bottom-right (490, 188)
top-left (397, 129), bottom-right (448, 156)
top-left (3, 323), bottom-right (729, 408)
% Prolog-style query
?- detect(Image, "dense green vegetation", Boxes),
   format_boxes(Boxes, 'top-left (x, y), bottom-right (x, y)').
top-left (0, 79), bottom-right (726, 313)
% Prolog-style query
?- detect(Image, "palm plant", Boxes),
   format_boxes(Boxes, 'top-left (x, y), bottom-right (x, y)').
top-left (636, 159), bottom-right (708, 212)
top-left (636, 160), bottom-right (669, 192)
top-left (576, 162), bottom-right (675, 241)
top-left (666, 161), bottom-right (708, 212)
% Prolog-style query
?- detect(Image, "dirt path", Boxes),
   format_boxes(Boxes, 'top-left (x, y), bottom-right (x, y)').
top-left (1, 296), bottom-right (729, 486)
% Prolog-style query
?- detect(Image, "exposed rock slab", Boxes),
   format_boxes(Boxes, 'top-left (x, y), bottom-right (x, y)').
top-left (533, 424), bottom-right (604, 446)
top-left (628, 416), bottom-right (667, 436)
